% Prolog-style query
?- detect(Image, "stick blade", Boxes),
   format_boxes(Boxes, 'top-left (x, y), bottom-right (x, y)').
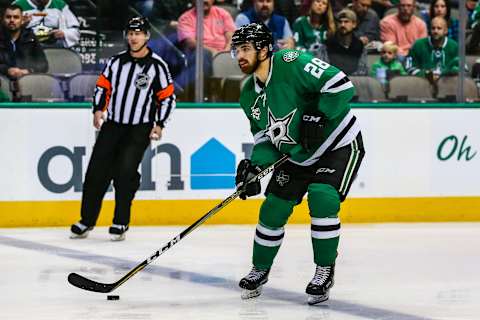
top-left (68, 272), bottom-right (115, 293)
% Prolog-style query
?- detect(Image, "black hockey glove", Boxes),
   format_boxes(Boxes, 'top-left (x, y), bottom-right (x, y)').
top-left (300, 111), bottom-right (326, 152)
top-left (235, 159), bottom-right (262, 200)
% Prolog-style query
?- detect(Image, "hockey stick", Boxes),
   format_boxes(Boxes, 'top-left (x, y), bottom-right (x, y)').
top-left (67, 154), bottom-right (289, 293)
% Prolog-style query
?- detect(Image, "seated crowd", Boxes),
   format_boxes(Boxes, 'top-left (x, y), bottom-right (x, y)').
top-left (0, 0), bottom-right (478, 102)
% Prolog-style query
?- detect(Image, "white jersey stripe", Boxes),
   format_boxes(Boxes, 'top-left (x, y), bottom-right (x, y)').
top-left (311, 217), bottom-right (341, 226)
top-left (320, 71), bottom-right (346, 93)
top-left (93, 50), bottom-right (175, 126)
top-left (322, 80), bottom-right (354, 94)
top-left (256, 224), bottom-right (285, 236)
top-left (254, 235), bottom-right (284, 247)
top-left (311, 230), bottom-right (340, 239)
top-left (289, 111), bottom-right (355, 166)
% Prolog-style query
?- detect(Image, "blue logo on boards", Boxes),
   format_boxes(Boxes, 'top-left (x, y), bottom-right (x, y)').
top-left (190, 138), bottom-right (236, 190)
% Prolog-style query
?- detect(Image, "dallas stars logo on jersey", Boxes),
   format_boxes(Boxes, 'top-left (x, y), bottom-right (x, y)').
top-left (265, 109), bottom-right (297, 148)
top-left (250, 93), bottom-right (265, 120)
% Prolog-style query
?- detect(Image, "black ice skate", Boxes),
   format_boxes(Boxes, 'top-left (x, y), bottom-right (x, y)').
top-left (239, 266), bottom-right (270, 299)
top-left (70, 222), bottom-right (93, 239)
top-left (306, 264), bottom-right (335, 305)
top-left (109, 224), bottom-right (129, 241)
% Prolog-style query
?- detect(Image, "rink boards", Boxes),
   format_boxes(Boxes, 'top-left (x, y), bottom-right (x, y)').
top-left (1, 106), bottom-right (479, 226)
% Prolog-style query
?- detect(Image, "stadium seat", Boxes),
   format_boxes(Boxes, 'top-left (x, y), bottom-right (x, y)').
top-left (212, 51), bottom-right (243, 78)
top-left (17, 74), bottom-right (65, 102)
top-left (217, 3), bottom-right (239, 18)
top-left (466, 55), bottom-right (478, 72)
top-left (388, 76), bottom-right (435, 102)
top-left (68, 74), bottom-right (98, 102)
top-left (367, 54), bottom-right (380, 71)
top-left (207, 51), bottom-right (244, 102)
top-left (44, 48), bottom-right (83, 77)
top-left (222, 75), bottom-right (248, 102)
top-left (436, 76), bottom-right (479, 102)
top-left (0, 75), bottom-right (12, 101)
top-left (349, 76), bottom-right (387, 102)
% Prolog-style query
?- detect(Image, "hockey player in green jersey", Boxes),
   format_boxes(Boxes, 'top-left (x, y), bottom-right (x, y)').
top-left (406, 17), bottom-right (459, 82)
top-left (231, 23), bottom-right (365, 305)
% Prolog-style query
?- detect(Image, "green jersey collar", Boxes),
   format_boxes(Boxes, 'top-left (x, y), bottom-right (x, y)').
top-left (254, 55), bottom-right (274, 93)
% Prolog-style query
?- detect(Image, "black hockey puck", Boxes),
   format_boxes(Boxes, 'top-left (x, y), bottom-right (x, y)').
top-left (107, 295), bottom-right (120, 300)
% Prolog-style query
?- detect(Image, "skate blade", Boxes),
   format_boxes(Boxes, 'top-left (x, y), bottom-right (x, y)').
top-left (307, 292), bottom-right (329, 305)
top-left (70, 231), bottom-right (89, 239)
top-left (241, 286), bottom-right (263, 300)
top-left (110, 233), bottom-right (126, 241)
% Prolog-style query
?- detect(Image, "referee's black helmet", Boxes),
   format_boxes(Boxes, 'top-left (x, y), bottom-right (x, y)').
top-left (126, 16), bottom-right (150, 35)
top-left (231, 23), bottom-right (273, 56)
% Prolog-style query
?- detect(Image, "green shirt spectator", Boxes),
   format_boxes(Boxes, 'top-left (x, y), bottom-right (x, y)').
top-left (293, 0), bottom-right (335, 54)
top-left (370, 59), bottom-right (406, 76)
top-left (370, 41), bottom-right (406, 80)
top-left (406, 17), bottom-right (458, 79)
top-left (406, 36), bottom-right (458, 76)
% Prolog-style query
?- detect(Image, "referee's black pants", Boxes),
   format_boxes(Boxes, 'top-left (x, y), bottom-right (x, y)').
top-left (80, 121), bottom-right (152, 227)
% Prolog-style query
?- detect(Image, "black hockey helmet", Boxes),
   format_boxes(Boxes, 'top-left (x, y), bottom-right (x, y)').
top-left (231, 23), bottom-right (273, 56)
top-left (125, 16), bottom-right (150, 35)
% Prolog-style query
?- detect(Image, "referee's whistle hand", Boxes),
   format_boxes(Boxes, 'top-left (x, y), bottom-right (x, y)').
top-left (93, 111), bottom-right (104, 130)
top-left (150, 125), bottom-right (162, 141)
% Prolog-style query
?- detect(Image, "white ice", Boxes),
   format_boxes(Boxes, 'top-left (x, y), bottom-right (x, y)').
top-left (0, 223), bottom-right (479, 320)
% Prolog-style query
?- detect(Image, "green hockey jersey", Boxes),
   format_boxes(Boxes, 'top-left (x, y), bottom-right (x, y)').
top-left (240, 49), bottom-right (358, 168)
top-left (14, 0), bottom-right (80, 48)
top-left (292, 16), bottom-right (328, 53)
top-left (406, 37), bottom-right (459, 76)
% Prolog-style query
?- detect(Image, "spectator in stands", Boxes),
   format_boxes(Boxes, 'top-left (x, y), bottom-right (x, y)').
top-left (348, 0), bottom-right (380, 45)
top-left (236, 0), bottom-right (295, 49)
top-left (370, 0), bottom-right (393, 19)
top-left (150, 0), bottom-right (192, 36)
top-left (467, 1), bottom-right (480, 53)
top-left (321, 9), bottom-right (368, 75)
top-left (239, 0), bottom-right (299, 23)
top-left (405, 17), bottom-right (458, 85)
top-left (420, 0), bottom-right (459, 41)
top-left (370, 41), bottom-right (406, 84)
top-left (274, 0), bottom-right (299, 24)
top-left (0, 4), bottom-right (48, 80)
top-left (380, 0), bottom-right (427, 59)
top-left (177, 0), bottom-right (236, 92)
top-left (13, 0), bottom-right (80, 48)
top-left (293, 0), bottom-right (336, 55)
top-left (178, 0), bottom-right (236, 56)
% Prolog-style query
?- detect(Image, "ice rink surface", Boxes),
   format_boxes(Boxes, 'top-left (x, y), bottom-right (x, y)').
top-left (0, 223), bottom-right (479, 320)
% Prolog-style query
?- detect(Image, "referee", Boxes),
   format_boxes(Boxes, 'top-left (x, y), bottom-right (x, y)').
top-left (70, 16), bottom-right (176, 241)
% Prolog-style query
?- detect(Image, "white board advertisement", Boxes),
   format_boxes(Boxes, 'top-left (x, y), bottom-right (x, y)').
top-left (0, 108), bottom-right (478, 201)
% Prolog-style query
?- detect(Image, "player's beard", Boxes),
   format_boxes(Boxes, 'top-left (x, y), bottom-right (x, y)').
top-left (238, 57), bottom-right (257, 74)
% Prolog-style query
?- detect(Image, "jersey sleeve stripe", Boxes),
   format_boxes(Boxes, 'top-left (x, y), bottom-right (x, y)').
top-left (96, 74), bottom-right (111, 91)
top-left (322, 80), bottom-right (354, 94)
top-left (156, 83), bottom-right (174, 101)
top-left (94, 74), bottom-right (112, 111)
top-left (320, 71), bottom-right (354, 94)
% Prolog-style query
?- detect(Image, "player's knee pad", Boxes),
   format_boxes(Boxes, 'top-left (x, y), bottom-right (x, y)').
top-left (259, 193), bottom-right (296, 228)
top-left (307, 183), bottom-right (340, 219)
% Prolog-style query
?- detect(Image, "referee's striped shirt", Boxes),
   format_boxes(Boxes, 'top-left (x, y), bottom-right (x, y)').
top-left (93, 49), bottom-right (175, 127)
